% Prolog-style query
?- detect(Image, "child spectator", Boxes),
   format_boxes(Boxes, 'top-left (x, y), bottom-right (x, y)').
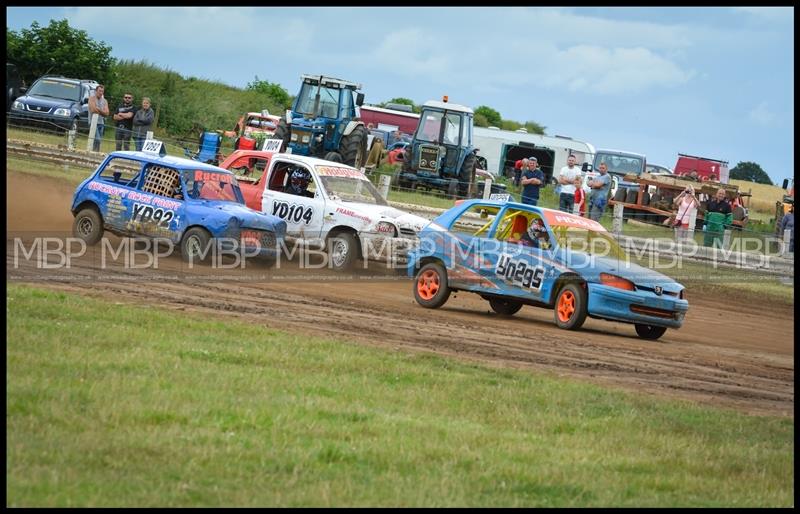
top-left (573, 175), bottom-right (586, 217)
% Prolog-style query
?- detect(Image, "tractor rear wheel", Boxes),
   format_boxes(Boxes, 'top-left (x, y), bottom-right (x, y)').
top-left (340, 125), bottom-right (368, 169)
top-left (459, 153), bottom-right (477, 198)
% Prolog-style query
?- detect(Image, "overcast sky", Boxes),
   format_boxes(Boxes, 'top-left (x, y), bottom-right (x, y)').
top-left (6, 6), bottom-right (794, 184)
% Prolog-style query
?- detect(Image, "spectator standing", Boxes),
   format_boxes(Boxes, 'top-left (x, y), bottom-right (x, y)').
top-left (703, 188), bottom-right (733, 247)
top-left (520, 157), bottom-right (544, 206)
top-left (587, 162), bottom-right (612, 221)
top-left (778, 206), bottom-right (794, 253)
top-left (113, 92), bottom-right (136, 151)
top-left (672, 185), bottom-right (700, 241)
top-left (132, 97), bottom-right (155, 151)
top-left (87, 84), bottom-right (109, 152)
top-left (558, 154), bottom-right (581, 213)
top-left (573, 176), bottom-right (586, 217)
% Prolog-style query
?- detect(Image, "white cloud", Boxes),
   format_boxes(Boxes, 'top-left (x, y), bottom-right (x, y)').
top-left (748, 102), bottom-right (776, 125)
top-left (65, 7), bottom-right (314, 54)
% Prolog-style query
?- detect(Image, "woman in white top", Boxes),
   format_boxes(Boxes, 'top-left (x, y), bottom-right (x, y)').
top-left (673, 185), bottom-right (700, 241)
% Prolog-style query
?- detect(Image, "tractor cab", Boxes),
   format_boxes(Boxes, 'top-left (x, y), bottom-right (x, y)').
top-left (398, 98), bottom-right (476, 198)
top-left (271, 75), bottom-right (368, 168)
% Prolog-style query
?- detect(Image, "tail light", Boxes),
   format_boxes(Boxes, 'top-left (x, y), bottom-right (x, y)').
top-left (600, 273), bottom-right (635, 291)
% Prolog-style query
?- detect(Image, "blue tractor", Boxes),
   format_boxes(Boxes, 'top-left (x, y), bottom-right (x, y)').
top-left (394, 98), bottom-right (478, 198)
top-left (270, 75), bottom-right (368, 168)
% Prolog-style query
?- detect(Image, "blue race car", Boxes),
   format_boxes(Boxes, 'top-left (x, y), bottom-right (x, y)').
top-left (407, 199), bottom-right (689, 340)
top-left (70, 147), bottom-right (287, 263)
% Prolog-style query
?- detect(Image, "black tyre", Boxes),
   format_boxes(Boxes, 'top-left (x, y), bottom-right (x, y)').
top-left (625, 188), bottom-right (638, 204)
top-left (72, 207), bottom-right (104, 245)
top-left (324, 151), bottom-right (343, 163)
top-left (489, 298), bottom-right (523, 316)
top-left (613, 187), bottom-right (627, 202)
top-left (180, 227), bottom-right (212, 264)
top-left (413, 262), bottom-right (451, 309)
top-left (327, 231), bottom-right (360, 271)
top-left (340, 125), bottom-right (368, 168)
top-left (553, 282), bottom-right (588, 330)
top-left (635, 324), bottom-right (668, 340)
top-left (447, 178), bottom-right (459, 199)
top-left (271, 118), bottom-right (290, 151)
top-left (459, 153), bottom-right (477, 198)
top-left (476, 155), bottom-right (488, 171)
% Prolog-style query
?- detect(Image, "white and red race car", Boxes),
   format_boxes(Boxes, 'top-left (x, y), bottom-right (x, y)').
top-left (220, 149), bottom-right (430, 270)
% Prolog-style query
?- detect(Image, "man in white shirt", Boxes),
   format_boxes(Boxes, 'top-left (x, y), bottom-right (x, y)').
top-left (558, 154), bottom-right (581, 213)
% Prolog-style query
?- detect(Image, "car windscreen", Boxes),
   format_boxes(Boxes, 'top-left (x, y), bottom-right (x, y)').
top-left (594, 153), bottom-right (644, 177)
top-left (319, 176), bottom-right (387, 206)
top-left (27, 79), bottom-right (81, 102)
top-left (182, 170), bottom-right (244, 203)
top-left (550, 226), bottom-right (627, 260)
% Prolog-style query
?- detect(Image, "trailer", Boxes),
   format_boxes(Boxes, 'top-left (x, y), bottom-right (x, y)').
top-left (471, 127), bottom-right (595, 182)
top-left (359, 105), bottom-right (420, 135)
top-left (608, 172), bottom-right (750, 228)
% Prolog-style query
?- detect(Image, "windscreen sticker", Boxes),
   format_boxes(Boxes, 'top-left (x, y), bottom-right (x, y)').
top-left (315, 166), bottom-right (366, 179)
top-left (194, 170), bottom-right (233, 183)
top-left (542, 211), bottom-right (605, 231)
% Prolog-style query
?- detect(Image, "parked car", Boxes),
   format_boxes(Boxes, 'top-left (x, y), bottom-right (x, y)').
top-left (9, 75), bottom-right (98, 133)
top-left (6, 63), bottom-right (25, 113)
top-left (219, 149), bottom-right (430, 270)
top-left (407, 199), bottom-right (689, 340)
top-left (70, 145), bottom-right (286, 263)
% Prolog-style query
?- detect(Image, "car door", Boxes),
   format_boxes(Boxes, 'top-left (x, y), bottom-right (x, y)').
top-left (133, 162), bottom-right (187, 240)
top-left (480, 206), bottom-right (553, 302)
top-left (261, 159), bottom-right (325, 240)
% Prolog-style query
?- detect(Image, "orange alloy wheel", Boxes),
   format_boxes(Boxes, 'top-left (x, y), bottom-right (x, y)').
top-left (417, 269), bottom-right (440, 300)
top-left (557, 290), bottom-right (576, 322)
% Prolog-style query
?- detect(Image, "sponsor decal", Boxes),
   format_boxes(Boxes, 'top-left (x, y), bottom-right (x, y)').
top-left (87, 181), bottom-right (181, 210)
top-left (336, 207), bottom-right (371, 223)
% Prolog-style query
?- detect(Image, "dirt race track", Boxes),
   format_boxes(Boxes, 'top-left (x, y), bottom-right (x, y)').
top-left (7, 172), bottom-right (795, 416)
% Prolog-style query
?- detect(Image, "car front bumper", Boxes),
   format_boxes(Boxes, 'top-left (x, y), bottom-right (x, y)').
top-left (587, 283), bottom-right (689, 329)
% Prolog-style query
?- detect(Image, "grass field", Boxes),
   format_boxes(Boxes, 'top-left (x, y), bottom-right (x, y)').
top-left (730, 179), bottom-right (790, 215)
top-left (6, 284), bottom-right (793, 507)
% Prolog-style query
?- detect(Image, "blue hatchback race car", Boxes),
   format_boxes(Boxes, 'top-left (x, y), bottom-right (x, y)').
top-left (407, 199), bottom-right (689, 340)
top-left (70, 146), bottom-right (286, 264)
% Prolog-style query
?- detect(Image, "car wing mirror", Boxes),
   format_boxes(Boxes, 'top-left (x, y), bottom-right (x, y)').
top-left (355, 92), bottom-right (365, 106)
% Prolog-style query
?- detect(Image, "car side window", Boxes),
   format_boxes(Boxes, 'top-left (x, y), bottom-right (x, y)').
top-left (269, 161), bottom-right (317, 196)
top-left (98, 157), bottom-right (144, 188)
top-left (449, 204), bottom-right (501, 237)
top-left (141, 164), bottom-right (183, 200)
